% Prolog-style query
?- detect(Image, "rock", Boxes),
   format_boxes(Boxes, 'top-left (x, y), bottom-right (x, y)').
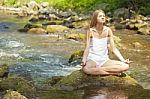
top-left (71, 20), bottom-right (89, 28)
top-left (24, 23), bottom-right (42, 29)
top-left (48, 14), bottom-right (59, 20)
top-left (138, 27), bottom-right (150, 35)
top-left (42, 21), bottom-right (63, 26)
top-left (126, 21), bottom-right (147, 30)
top-left (28, 28), bottom-right (46, 34)
top-left (64, 32), bottom-right (85, 41)
top-left (114, 23), bottom-right (126, 29)
top-left (113, 8), bottom-right (130, 20)
top-left (27, 1), bottom-right (40, 11)
top-left (132, 42), bottom-right (143, 48)
top-left (29, 16), bottom-right (39, 22)
top-left (46, 25), bottom-right (69, 33)
top-left (0, 64), bottom-right (9, 78)
top-left (0, 76), bottom-right (36, 97)
top-left (44, 76), bottom-right (64, 86)
top-left (134, 15), bottom-right (145, 21)
top-left (68, 50), bottom-right (84, 63)
top-left (41, 2), bottom-right (49, 8)
top-left (130, 19), bottom-right (137, 23)
top-left (38, 8), bottom-right (50, 14)
top-left (18, 23), bottom-right (43, 33)
top-left (54, 70), bottom-right (139, 91)
top-left (134, 22), bottom-right (147, 29)
top-left (126, 23), bottom-right (135, 30)
top-left (38, 14), bottom-right (47, 20)
top-left (3, 90), bottom-right (27, 99)
top-left (59, 11), bottom-right (72, 18)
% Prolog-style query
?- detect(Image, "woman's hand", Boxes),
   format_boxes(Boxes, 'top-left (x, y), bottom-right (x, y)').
top-left (80, 60), bottom-right (86, 67)
top-left (124, 59), bottom-right (133, 64)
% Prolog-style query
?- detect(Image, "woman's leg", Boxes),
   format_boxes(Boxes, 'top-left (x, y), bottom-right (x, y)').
top-left (98, 59), bottom-right (129, 73)
top-left (83, 60), bottom-right (118, 75)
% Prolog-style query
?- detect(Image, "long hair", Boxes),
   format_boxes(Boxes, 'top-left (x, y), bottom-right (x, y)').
top-left (90, 10), bottom-right (105, 28)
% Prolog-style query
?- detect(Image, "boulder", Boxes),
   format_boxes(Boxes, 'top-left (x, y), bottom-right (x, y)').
top-left (28, 28), bottom-right (46, 34)
top-left (113, 8), bottom-right (130, 20)
top-left (54, 70), bottom-right (139, 91)
top-left (64, 33), bottom-right (85, 41)
top-left (138, 26), bottom-right (150, 35)
top-left (3, 90), bottom-right (27, 99)
top-left (40, 2), bottom-right (49, 8)
top-left (0, 76), bottom-right (36, 97)
top-left (46, 25), bottom-right (69, 33)
top-left (0, 64), bottom-right (9, 78)
top-left (71, 20), bottom-right (89, 29)
top-left (18, 23), bottom-right (43, 32)
top-left (68, 50), bottom-right (84, 63)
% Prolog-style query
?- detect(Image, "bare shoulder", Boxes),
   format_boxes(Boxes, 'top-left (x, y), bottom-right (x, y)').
top-left (88, 27), bottom-right (95, 35)
top-left (104, 26), bottom-right (113, 37)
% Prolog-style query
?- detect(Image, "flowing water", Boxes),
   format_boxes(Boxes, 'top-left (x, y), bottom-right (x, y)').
top-left (0, 12), bottom-right (83, 84)
top-left (0, 11), bottom-right (150, 99)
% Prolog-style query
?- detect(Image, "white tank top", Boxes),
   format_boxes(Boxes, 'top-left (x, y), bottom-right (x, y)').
top-left (89, 26), bottom-right (109, 59)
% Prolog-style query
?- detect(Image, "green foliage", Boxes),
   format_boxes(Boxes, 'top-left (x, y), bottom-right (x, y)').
top-left (55, 0), bottom-right (99, 13)
top-left (2, 0), bottom-right (150, 15)
top-left (3, 0), bottom-right (17, 6)
top-left (139, 3), bottom-right (150, 15)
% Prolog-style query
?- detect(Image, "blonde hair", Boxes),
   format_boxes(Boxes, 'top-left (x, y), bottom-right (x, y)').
top-left (90, 10), bottom-right (105, 28)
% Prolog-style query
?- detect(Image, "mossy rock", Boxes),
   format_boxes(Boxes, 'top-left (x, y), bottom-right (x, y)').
top-left (24, 23), bottom-right (43, 29)
top-left (54, 70), bottom-right (139, 91)
top-left (134, 22), bottom-right (147, 29)
top-left (72, 20), bottom-right (89, 28)
top-left (0, 76), bottom-right (36, 97)
top-left (46, 25), bottom-right (69, 33)
top-left (28, 28), bottom-right (46, 34)
top-left (0, 64), bottom-right (9, 78)
top-left (3, 90), bottom-right (27, 99)
top-left (65, 33), bottom-right (85, 41)
top-left (68, 50), bottom-right (84, 63)
top-left (44, 76), bottom-right (64, 86)
top-left (18, 23), bottom-right (43, 32)
top-left (114, 23), bottom-right (126, 29)
top-left (43, 21), bottom-right (64, 26)
top-left (138, 26), bottom-right (150, 35)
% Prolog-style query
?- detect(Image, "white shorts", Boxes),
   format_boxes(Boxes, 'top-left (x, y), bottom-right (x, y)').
top-left (87, 53), bottom-right (109, 67)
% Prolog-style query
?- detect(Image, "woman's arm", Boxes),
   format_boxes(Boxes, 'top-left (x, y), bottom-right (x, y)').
top-left (108, 28), bottom-right (126, 63)
top-left (81, 29), bottom-right (91, 65)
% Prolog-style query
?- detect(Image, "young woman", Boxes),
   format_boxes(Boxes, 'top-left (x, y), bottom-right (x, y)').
top-left (81, 10), bottom-right (131, 75)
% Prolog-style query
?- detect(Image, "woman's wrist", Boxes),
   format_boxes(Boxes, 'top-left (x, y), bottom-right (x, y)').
top-left (121, 59), bottom-right (126, 63)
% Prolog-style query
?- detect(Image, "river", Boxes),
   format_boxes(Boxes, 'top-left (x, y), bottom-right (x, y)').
top-left (0, 11), bottom-right (150, 99)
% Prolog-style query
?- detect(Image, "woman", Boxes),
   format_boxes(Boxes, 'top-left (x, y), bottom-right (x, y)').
top-left (81, 10), bottom-right (131, 75)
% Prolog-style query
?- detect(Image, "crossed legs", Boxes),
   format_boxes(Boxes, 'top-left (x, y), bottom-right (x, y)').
top-left (82, 59), bottom-right (129, 75)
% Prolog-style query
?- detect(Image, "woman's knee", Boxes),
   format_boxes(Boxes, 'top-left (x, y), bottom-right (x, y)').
top-left (83, 66), bottom-right (91, 74)
top-left (83, 66), bottom-right (89, 74)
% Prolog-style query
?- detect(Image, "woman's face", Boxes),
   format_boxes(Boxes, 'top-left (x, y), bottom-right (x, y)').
top-left (97, 12), bottom-right (106, 23)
